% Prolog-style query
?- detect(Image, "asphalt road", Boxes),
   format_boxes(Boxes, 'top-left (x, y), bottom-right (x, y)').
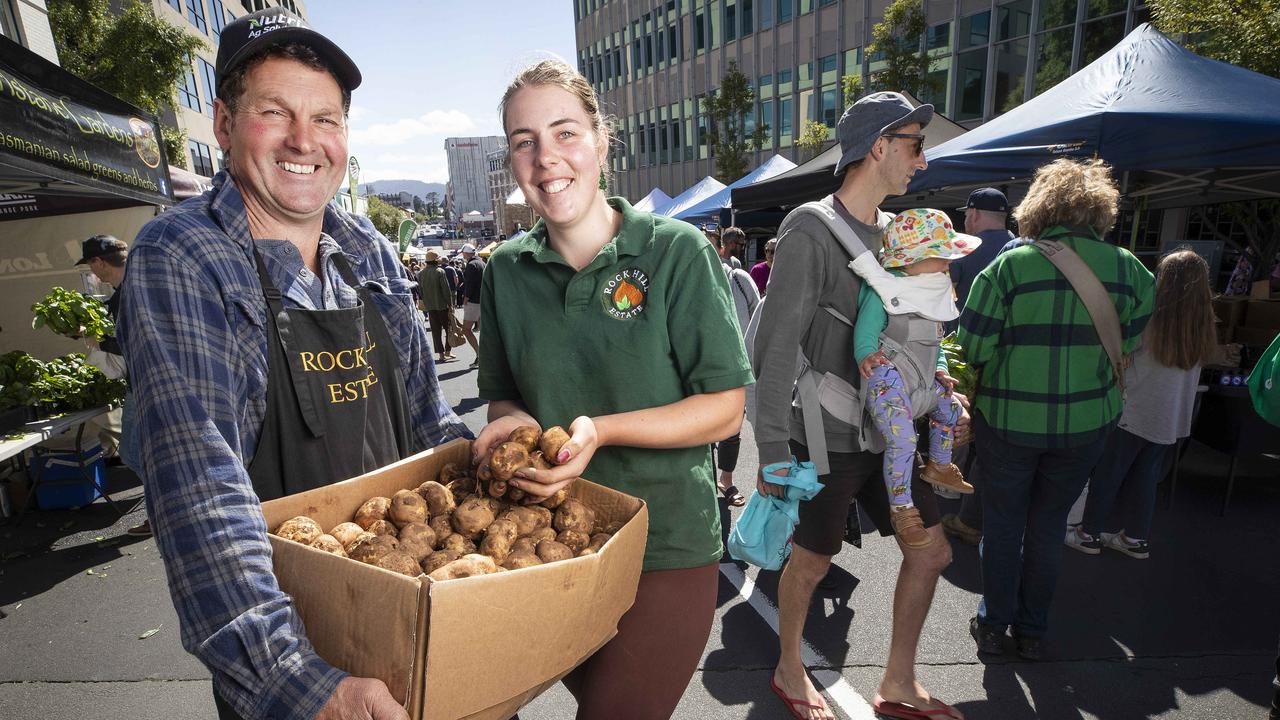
top-left (3, 336), bottom-right (1277, 719)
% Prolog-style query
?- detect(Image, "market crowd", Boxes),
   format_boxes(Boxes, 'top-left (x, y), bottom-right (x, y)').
top-left (89, 7), bottom-right (1277, 720)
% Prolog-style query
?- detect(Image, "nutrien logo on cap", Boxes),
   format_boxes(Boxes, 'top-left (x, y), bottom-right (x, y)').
top-left (246, 13), bottom-right (304, 39)
top-left (601, 267), bottom-right (650, 320)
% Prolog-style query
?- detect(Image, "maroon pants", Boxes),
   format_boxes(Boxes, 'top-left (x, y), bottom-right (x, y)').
top-left (563, 563), bottom-right (719, 719)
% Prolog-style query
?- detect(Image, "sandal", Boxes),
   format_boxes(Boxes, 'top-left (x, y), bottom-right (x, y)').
top-left (873, 697), bottom-right (963, 719)
top-left (770, 674), bottom-right (833, 720)
top-left (719, 484), bottom-right (747, 507)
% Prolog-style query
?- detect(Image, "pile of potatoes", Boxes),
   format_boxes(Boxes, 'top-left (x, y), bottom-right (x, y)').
top-left (271, 426), bottom-right (623, 582)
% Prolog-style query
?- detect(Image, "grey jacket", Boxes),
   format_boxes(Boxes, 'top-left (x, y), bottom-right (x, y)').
top-left (751, 196), bottom-right (891, 466)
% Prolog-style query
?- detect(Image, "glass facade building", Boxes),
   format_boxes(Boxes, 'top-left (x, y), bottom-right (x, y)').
top-left (573, 0), bottom-right (1151, 201)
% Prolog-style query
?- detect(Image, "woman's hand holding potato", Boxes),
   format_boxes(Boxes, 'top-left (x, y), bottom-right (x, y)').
top-left (510, 416), bottom-right (599, 500)
top-left (473, 401), bottom-right (542, 465)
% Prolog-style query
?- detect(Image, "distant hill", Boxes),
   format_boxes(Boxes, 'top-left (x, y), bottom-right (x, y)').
top-left (359, 180), bottom-right (445, 200)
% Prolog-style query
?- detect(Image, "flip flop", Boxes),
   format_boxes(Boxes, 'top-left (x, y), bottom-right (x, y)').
top-left (770, 675), bottom-right (832, 720)
top-left (872, 697), bottom-right (963, 720)
top-left (720, 484), bottom-right (747, 507)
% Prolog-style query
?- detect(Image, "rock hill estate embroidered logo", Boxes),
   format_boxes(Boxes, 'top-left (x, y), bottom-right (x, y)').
top-left (602, 267), bottom-right (650, 320)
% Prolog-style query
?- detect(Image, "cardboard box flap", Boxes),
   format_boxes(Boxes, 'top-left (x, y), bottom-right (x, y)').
top-left (267, 537), bottom-right (422, 704)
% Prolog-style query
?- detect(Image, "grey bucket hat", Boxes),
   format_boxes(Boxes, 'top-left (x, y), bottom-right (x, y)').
top-left (834, 92), bottom-right (934, 176)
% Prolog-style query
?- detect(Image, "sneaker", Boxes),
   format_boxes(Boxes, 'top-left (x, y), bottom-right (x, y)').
top-left (970, 616), bottom-right (1005, 655)
top-left (1101, 532), bottom-right (1149, 559)
top-left (890, 505), bottom-right (932, 548)
top-left (941, 514), bottom-right (982, 546)
top-left (1064, 525), bottom-right (1102, 555)
top-left (1010, 628), bottom-right (1044, 660)
top-left (921, 461), bottom-right (974, 494)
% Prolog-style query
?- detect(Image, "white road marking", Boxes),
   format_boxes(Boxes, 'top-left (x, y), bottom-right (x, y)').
top-left (719, 562), bottom-right (878, 720)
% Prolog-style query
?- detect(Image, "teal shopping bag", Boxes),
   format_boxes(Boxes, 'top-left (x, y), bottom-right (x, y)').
top-left (727, 458), bottom-right (824, 570)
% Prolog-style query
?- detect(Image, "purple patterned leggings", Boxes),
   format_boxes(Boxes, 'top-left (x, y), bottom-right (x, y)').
top-left (865, 363), bottom-right (962, 507)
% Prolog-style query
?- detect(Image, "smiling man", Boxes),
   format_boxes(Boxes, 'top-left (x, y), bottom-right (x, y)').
top-left (119, 9), bottom-right (469, 720)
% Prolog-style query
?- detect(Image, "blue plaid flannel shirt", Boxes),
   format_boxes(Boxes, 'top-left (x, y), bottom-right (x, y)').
top-left (119, 171), bottom-right (471, 719)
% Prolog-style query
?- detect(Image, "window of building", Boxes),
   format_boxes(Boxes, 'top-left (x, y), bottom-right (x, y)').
top-left (742, 0), bottom-right (754, 34)
top-left (958, 11), bottom-right (990, 49)
top-left (799, 0), bottom-right (814, 12)
top-left (209, 0), bottom-right (227, 35)
top-left (188, 140), bottom-right (214, 177)
top-left (843, 47), bottom-right (863, 79)
top-left (166, 0), bottom-right (181, 12)
top-left (779, 96), bottom-right (793, 143)
top-left (921, 65), bottom-right (949, 115)
top-left (725, 0), bottom-right (737, 42)
top-left (186, 0), bottom-right (207, 34)
top-left (953, 48), bottom-right (987, 120)
top-left (798, 62), bottom-right (813, 90)
top-left (759, 0), bottom-right (774, 28)
top-left (820, 0), bottom-right (837, 5)
top-left (668, 22), bottom-right (679, 60)
top-left (177, 60), bottom-right (201, 112)
top-left (778, 68), bottom-right (793, 97)
top-left (760, 98), bottom-right (775, 147)
top-left (1081, 14), bottom-right (1125, 65)
top-left (1087, 0), bottom-right (1126, 19)
top-left (994, 38), bottom-right (1029, 113)
top-left (819, 54), bottom-right (838, 84)
top-left (1038, 0), bottom-right (1078, 31)
top-left (0, 0), bottom-right (19, 42)
top-left (778, 0), bottom-right (793, 24)
top-left (711, 0), bottom-right (722, 47)
top-left (1033, 25), bottom-right (1074, 94)
top-left (759, 74), bottom-right (773, 95)
top-left (799, 87), bottom-right (814, 127)
top-left (198, 58), bottom-right (216, 118)
top-left (997, 0), bottom-right (1032, 40)
top-left (927, 22), bottom-right (952, 51)
top-left (695, 11), bottom-right (706, 52)
top-left (820, 86), bottom-right (839, 127)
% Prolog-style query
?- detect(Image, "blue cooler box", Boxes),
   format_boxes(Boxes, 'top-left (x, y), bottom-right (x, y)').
top-left (33, 446), bottom-right (106, 510)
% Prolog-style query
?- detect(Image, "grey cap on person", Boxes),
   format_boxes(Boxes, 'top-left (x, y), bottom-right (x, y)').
top-left (834, 92), bottom-right (934, 176)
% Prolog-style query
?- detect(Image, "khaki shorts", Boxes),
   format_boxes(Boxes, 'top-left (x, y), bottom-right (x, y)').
top-left (462, 302), bottom-right (481, 323)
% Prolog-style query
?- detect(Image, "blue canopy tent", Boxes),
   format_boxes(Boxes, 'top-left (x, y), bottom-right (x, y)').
top-left (674, 154), bottom-right (797, 222)
top-left (655, 176), bottom-right (726, 218)
top-left (903, 24), bottom-right (1280, 209)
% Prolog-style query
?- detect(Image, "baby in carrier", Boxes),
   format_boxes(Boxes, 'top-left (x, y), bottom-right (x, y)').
top-left (853, 208), bottom-right (978, 548)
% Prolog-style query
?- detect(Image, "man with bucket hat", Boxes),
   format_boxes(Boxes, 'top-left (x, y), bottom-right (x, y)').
top-left (119, 8), bottom-right (468, 719)
top-left (751, 92), bottom-right (965, 719)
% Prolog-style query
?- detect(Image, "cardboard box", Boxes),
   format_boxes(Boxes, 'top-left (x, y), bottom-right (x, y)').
top-left (1244, 299), bottom-right (1280, 331)
top-left (260, 439), bottom-right (648, 720)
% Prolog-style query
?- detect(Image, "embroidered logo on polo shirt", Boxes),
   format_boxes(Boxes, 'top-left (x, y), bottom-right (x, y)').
top-left (602, 267), bottom-right (650, 320)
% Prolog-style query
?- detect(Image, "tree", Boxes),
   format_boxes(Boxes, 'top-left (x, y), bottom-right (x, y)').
top-left (1149, 0), bottom-right (1280, 79)
top-left (842, 74), bottom-right (865, 106)
top-left (366, 196), bottom-right (402, 240)
top-left (867, 0), bottom-right (932, 96)
top-left (797, 121), bottom-right (831, 161)
top-left (48, 0), bottom-right (207, 169)
top-left (1149, 0), bottom-right (1280, 278)
top-left (702, 61), bottom-right (769, 183)
top-left (425, 192), bottom-right (441, 219)
top-left (412, 195), bottom-right (426, 215)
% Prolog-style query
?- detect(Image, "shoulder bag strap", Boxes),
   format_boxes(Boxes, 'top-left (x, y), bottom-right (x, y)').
top-left (1034, 239), bottom-right (1126, 393)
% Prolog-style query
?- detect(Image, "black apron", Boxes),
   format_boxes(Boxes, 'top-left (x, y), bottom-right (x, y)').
top-left (214, 244), bottom-right (412, 719)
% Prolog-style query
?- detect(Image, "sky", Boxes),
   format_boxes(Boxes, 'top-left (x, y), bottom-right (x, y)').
top-left (307, 1), bottom-right (578, 186)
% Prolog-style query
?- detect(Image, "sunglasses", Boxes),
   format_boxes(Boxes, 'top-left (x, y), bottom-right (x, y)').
top-left (883, 132), bottom-right (926, 156)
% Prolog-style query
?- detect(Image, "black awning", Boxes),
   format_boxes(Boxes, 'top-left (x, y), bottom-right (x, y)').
top-left (0, 35), bottom-right (174, 207)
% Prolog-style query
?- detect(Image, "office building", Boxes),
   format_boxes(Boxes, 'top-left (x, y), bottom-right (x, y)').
top-left (1, 0), bottom-right (59, 63)
top-left (573, 0), bottom-right (1153, 201)
top-left (445, 136), bottom-right (506, 220)
top-left (485, 146), bottom-right (521, 234)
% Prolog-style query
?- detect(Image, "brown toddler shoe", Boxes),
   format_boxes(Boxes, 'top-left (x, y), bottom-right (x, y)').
top-left (890, 505), bottom-right (932, 548)
top-left (921, 461), bottom-right (974, 494)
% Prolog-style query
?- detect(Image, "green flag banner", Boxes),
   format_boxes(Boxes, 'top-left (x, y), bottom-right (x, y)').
top-left (397, 219), bottom-right (417, 253)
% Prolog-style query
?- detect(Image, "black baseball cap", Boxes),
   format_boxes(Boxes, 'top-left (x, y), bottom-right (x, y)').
top-left (957, 188), bottom-right (1009, 213)
top-left (215, 8), bottom-right (361, 95)
top-left (75, 235), bottom-right (127, 265)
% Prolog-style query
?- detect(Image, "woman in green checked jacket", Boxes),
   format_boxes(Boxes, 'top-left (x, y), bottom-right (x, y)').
top-left (957, 158), bottom-right (1154, 660)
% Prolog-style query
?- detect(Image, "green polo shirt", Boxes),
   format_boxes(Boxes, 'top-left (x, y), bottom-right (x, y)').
top-left (477, 197), bottom-right (754, 571)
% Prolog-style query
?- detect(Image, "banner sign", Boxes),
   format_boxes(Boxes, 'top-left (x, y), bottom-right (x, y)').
top-left (0, 36), bottom-right (173, 206)
top-left (397, 219), bottom-right (417, 253)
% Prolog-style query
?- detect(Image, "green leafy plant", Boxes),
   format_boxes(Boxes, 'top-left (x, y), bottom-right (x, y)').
top-left (32, 287), bottom-right (115, 342)
top-left (702, 60), bottom-right (770, 184)
top-left (797, 120), bottom-right (832, 161)
top-left (0, 352), bottom-right (126, 412)
top-left (868, 0), bottom-right (935, 97)
top-left (941, 332), bottom-right (979, 400)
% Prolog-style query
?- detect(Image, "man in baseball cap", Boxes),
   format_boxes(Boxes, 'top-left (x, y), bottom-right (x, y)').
top-left (753, 89), bottom-right (960, 720)
top-left (951, 187), bottom-right (1015, 311)
top-left (118, 7), bottom-right (467, 720)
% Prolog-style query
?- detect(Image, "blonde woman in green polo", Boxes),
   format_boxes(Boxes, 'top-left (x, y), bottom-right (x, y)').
top-left (472, 59), bottom-right (754, 719)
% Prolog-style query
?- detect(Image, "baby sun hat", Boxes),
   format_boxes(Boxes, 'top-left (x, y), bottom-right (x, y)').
top-left (881, 208), bottom-right (982, 269)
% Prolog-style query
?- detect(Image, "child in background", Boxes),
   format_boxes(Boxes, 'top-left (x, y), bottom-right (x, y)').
top-left (1066, 249), bottom-right (1218, 559)
top-left (855, 208), bottom-right (979, 548)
